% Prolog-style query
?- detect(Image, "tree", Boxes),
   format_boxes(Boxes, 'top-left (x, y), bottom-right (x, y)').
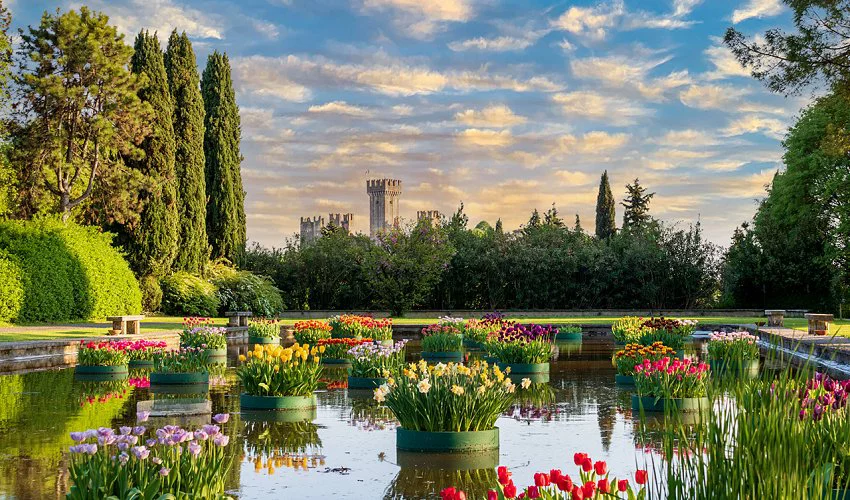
top-left (574, 214), bottom-right (582, 233)
top-left (724, 1), bottom-right (850, 96)
top-left (622, 178), bottom-right (655, 231)
top-left (126, 30), bottom-right (178, 277)
top-left (14, 7), bottom-right (149, 221)
top-left (495, 218), bottom-right (504, 236)
top-left (0, 1), bottom-right (13, 217)
top-left (526, 209), bottom-right (541, 230)
top-left (595, 171), bottom-right (616, 239)
top-left (544, 203), bottom-right (564, 228)
top-left (201, 51), bottom-right (245, 264)
top-left (166, 30), bottom-right (208, 273)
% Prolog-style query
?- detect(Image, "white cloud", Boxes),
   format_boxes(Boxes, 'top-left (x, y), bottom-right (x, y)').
top-left (455, 105), bottom-right (527, 127)
top-left (552, 91), bottom-right (652, 125)
top-left (570, 55), bottom-right (692, 100)
top-left (456, 129), bottom-right (515, 147)
top-left (308, 101), bottom-right (373, 117)
top-left (551, 1), bottom-right (624, 40)
top-left (83, 0), bottom-right (224, 40)
top-left (554, 170), bottom-right (594, 185)
top-left (392, 104), bottom-right (414, 115)
top-left (361, 0), bottom-right (473, 38)
top-left (731, 0), bottom-right (784, 24)
top-left (557, 39), bottom-right (576, 52)
top-left (655, 129), bottom-right (718, 147)
top-left (703, 160), bottom-right (747, 171)
top-left (673, 0), bottom-right (703, 17)
top-left (559, 131), bottom-right (630, 153)
top-left (448, 36), bottom-right (534, 52)
top-left (679, 84), bottom-right (785, 114)
top-left (704, 38), bottom-right (750, 80)
top-left (723, 115), bottom-right (787, 139)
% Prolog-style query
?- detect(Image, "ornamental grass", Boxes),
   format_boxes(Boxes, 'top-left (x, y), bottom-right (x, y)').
top-left (421, 324), bottom-right (463, 352)
top-left (77, 341), bottom-right (129, 366)
top-left (66, 414), bottom-right (232, 500)
top-left (612, 342), bottom-right (675, 376)
top-left (152, 347), bottom-right (209, 374)
top-left (348, 340), bottom-right (408, 378)
top-left (248, 318), bottom-right (281, 338)
top-left (485, 324), bottom-right (556, 364)
top-left (293, 320), bottom-right (332, 344)
top-left (318, 337), bottom-right (373, 360)
top-left (374, 360), bottom-right (515, 432)
top-left (236, 343), bottom-right (322, 397)
top-left (706, 331), bottom-right (759, 361)
top-left (634, 357), bottom-right (709, 399)
top-left (179, 318), bottom-right (227, 349)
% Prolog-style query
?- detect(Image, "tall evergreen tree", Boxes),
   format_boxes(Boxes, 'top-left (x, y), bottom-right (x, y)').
top-left (544, 203), bottom-right (564, 227)
top-left (127, 30), bottom-right (179, 276)
top-left (201, 51), bottom-right (246, 264)
top-left (165, 31), bottom-right (208, 272)
top-left (621, 178), bottom-right (655, 231)
top-left (495, 218), bottom-right (504, 236)
top-left (595, 170), bottom-right (616, 239)
top-left (574, 214), bottom-right (582, 233)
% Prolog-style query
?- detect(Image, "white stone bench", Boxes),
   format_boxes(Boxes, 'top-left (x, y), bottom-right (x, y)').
top-left (106, 315), bottom-right (145, 335)
top-left (225, 311), bottom-right (252, 327)
top-left (805, 313), bottom-right (833, 336)
top-left (765, 309), bottom-right (786, 327)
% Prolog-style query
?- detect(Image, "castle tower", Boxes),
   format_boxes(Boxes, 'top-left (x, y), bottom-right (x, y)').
top-left (366, 179), bottom-right (402, 237)
top-left (417, 210), bottom-right (442, 222)
top-left (300, 216), bottom-right (324, 244)
top-left (328, 213), bottom-right (354, 234)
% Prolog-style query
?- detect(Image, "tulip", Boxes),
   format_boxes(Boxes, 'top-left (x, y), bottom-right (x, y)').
top-left (557, 475), bottom-right (573, 492)
top-left (594, 461), bottom-right (608, 476)
top-left (636, 469), bottom-right (648, 485)
top-left (571, 486), bottom-right (584, 500)
top-left (581, 457), bottom-right (593, 472)
top-left (534, 473), bottom-right (550, 487)
top-left (504, 482), bottom-right (517, 498)
top-left (598, 478), bottom-right (610, 493)
top-left (527, 486), bottom-right (540, 499)
top-left (488, 490), bottom-right (498, 500)
top-left (573, 452), bottom-right (586, 466)
top-left (618, 479), bottom-right (629, 492)
top-left (582, 480), bottom-right (596, 497)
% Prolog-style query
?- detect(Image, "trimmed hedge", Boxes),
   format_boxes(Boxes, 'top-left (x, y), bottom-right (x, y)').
top-left (160, 271), bottom-right (220, 316)
top-left (0, 250), bottom-right (24, 322)
top-left (0, 219), bottom-right (142, 322)
top-left (211, 265), bottom-right (283, 317)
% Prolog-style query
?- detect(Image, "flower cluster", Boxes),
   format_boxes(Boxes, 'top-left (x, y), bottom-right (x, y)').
top-left (797, 373), bottom-right (850, 421)
top-left (318, 337), bottom-right (374, 359)
top-left (442, 453), bottom-right (647, 500)
top-left (77, 340), bottom-right (130, 367)
top-left (180, 318), bottom-right (227, 349)
top-left (152, 347), bottom-right (209, 374)
top-left (464, 318), bottom-right (503, 343)
top-left (422, 324), bottom-right (463, 353)
top-left (348, 340), bottom-right (408, 378)
top-left (637, 317), bottom-right (696, 350)
top-left (485, 324), bottom-right (556, 364)
top-left (67, 415), bottom-right (231, 499)
top-left (438, 316), bottom-right (465, 325)
top-left (328, 314), bottom-right (392, 340)
top-left (121, 340), bottom-right (167, 361)
top-left (293, 320), bottom-right (333, 344)
top-left (375, 360), bottom-right (515, 432)
top-left (612, 342), bottom-right (675, 376)
top-left (707, 331), bottom-right (759, 361)
top-left (481, 311), bottom-right (507, 323)
top-left (248, 318), bottom-right (281, 339)
top-left (611, 317), bottom-right (648, 344)
top-left (236, 343), bottom-right (322, 397)
top-left (634, 357), bottom-right (709, 399)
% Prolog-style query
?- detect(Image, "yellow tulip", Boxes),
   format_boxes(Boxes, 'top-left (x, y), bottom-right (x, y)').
top-left (239, 354), bottom-right (246, 362)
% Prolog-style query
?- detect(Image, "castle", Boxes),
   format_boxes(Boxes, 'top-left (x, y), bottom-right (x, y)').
top-left (299, 213), bottom-right (353, 244)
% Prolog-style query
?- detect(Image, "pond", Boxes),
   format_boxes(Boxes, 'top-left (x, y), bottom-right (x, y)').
top-left (0, 338), bottom-right (720, 499)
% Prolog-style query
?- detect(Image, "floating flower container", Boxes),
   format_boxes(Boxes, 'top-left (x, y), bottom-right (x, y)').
top-left (834, 488), bottom-right (850, 500)
top-left (75, 364), bottom-right (129, 375)
top-left (396, 448), bottom-right (500, 469)
top-left (631, 395), bottom-right (709, 413)
top-left (347, 376), bottom-right (386, 389)
top-left (248, 336), bottom-right (279, 345)
top-left (240, 393), bottom-right (317, 411)
top-left (321, 358), bottom-right (352, 365)
top-left (615, 374), bottom-right (635, 385)
top-left (241, 407), bottom-right (317, 423)
top-left (709, 359), bottom-right (759, 377)
top-left (497, 362), bottom-right (549, 374)
top-left (150, 372), bottom-right (209, 385)
top-left (396, 427), bottom-right (499, 452)
top-left (204, 348), bottom-right (227, 358)
top-left (128, 359), bottom-right (154, 368)
top-left (556, 331), bottom-right (583, 341)
top-left (421, 351), bottom-right (464, 362)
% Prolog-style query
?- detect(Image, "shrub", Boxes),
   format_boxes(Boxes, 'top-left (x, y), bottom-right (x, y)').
top-left (210, 262), bottom-right (283, 317)
top-left (0, 250), bottom-right (23, 322)
top-left (160, 272), bottom-right (220, 316)
top-left (139, 274), bottom-right (162, 312)
top-left (0, 219), bottom-right (142, 321)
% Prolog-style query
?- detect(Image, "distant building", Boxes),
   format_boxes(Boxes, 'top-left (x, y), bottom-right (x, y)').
top-left (300, 213), bottom-right (354, 244)
top-left (328, 213), bottom-right (354, 233)
top-left (417, 210), bottom-right (442, 222)
top-left (366, 179), bottom-right (402, 237)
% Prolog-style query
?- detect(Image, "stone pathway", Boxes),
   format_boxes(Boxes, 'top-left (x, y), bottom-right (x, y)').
top-left (753, 325), bottom-right (850, 364)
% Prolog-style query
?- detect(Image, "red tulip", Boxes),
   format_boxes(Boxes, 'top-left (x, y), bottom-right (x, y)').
top-left (550, 469), bottom-right (562, 483)
top-left (488, 490), bottom-right (498, 500)
top-left (504, 482), bottom-right (517, 499)
top-left (581, 457), bottom-right (593, 472)
top-left (636, 469), bottom-right (648, 485)
top-left (598, 478), bottom-right (610, 493)
top-left (528, 486), bottom-right (540, 499)
top-left (534, 473), bottom-right (550, 487)
top-left (618, 479), bottom-right (629, 492)
top-left (440, 487), bottom-right (456, 500)
top-left (499, 467), bottom-right (512, 485)
top-left (557, 475), bottom-right (573, 492)
top-left (571, 486), bottom-right (584, 500)
top-left (573, 452), bottom-right (587, 466)
top-left (594, 461), bottom-right (608, 476)
top-left (582, 481), bottom-right (596, 498)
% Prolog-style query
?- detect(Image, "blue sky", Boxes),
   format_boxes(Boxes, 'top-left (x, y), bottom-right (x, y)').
top-left (13, 0), bottom-right (804, 246)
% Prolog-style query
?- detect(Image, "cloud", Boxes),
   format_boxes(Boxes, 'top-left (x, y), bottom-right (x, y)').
top-left (82, 0), bottom-right (224, 39)
top-left (570, 54), bottom-right (692, 100)
top-left (552, 91), bottom-right (652, 125)
top-left (455, 105), bottom-right (527, 127)
top-left (559, 131), bottom-right (630, 154)
top-left (308, 101), bottom-right (373, 117)
top-left (456, 129), bottom-right (515, 147)
top-left (731, 0), bottom-right (784, 24)
top-left (448, 36), bottom-right (535, 52)
top-left (679, 84), bottom-right (785, 114)
top-left (392, 104), bottom-right (414, 115)
top-left (551, 1), bottom-right (624, 40)
top-left (361, 0), bottom-right (474, 38)
top-left (655, 129), bottom-right (718, 146)
top-left (554, 170), bottom-right (594, 185)
top-left (722, 115), bottom-right (787, 139)
top-left (704, 39), bottom-right (750, 80)
top-left (703, 160), bottom-right (747, 171)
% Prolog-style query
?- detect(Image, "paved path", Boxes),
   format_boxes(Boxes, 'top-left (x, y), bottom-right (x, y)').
top-left (753, 325), bottom-right (850, 364)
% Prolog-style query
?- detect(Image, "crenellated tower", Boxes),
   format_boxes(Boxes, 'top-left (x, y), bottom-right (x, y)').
top-left (328, 213), bottom-right (354, 233)
top-left (366, 179), bottom-right (402, 237)
top-left (299, 216), bottom-right (324, 244)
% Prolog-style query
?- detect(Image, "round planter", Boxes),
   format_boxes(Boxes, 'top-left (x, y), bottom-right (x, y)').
top-left (396, 448), bottom-right (500, 469)
top-left (834, 489), bottom-right (850, 500)
top-left (248, 336), bottom-right (279, 345)
top-left (241, 407), bottom-right (317, 423)
top-left (75, 364), bottom-right (129, 375)
top-left (321, 358), bottom-right (352, 365)
top-left (709, 359), bottom-right (759, 377)
top-left (204, 348), bottom-right (227, 358)
top-left (396, 427), bottom-right (499, 452)
top-left (631, 395), bottom-right (709, 413)
top-left (497, 362), bottom-right (550, 374)
top-left (421, 351), bottom-right (464, 362)
top-left (348, 376), bottom-right (387, 389)
top-left (150, 372), bottom-right (209, 385)
top-left (128, 359), bottom-right (155, 368)
top-left (240, 393), bottom-right (317, 411)
top-left (615, 374), bottom-right (635, 385)
top-left (462, 339), bottom-right (484, 349)
top-left (556, 332), bottom-right (583, 341)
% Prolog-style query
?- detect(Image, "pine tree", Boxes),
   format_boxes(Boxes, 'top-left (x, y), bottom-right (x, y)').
top-left (165, 31), bottom-right (208, 273)
top-left (622, 178), bottom-right (655, 231)
top-left (595, 170), bottom-right (616, 239)
top-left (128, 30), bottom-right (179, 277)
top-left (574, 214), bottom-right (582, 233)
top-left (201, 51), bottom-right (246, 264)
top-left (544, 203), bottom-right (564, 227)
top-left (495, 218), bottom-right (504, 236)
top-left (528, 209), bottom-right (541, 228)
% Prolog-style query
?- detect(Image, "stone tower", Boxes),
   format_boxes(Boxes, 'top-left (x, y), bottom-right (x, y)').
top-left (328, 213), bottom-right (354, 234)
top-left (300, 216), bottom-right (324, 244)
top-left (367, 179), bottom-right (402, 237)
top-left (417, 210), bottom-right (442, 222)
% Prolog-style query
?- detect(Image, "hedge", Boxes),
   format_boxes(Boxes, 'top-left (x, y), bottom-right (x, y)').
top-left (0, 250), bottom-right (24, 322)
top-left (0, 219), bottom-right (142, 322)
top-left (211, 264), bottom-right (283, 317)
top-left (160, 271), bottom-right (220, 316)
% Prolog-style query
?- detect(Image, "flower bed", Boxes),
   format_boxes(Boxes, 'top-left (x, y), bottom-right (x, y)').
top-left (638, 317), bottom-right (697, 350)
top-left (248, 318), bottom-right (281, 343)
top-left (797, 373), bottom-right (850, 421)
top-left (634, 357), bottom-right (709, 412)
top-left (67, 414), bottom-right (232, 499)
top-left (421, 324), bottom-right (463, 360)
top-left (707, 331), bottom-right (759, 374)
top-left (122, 340), bottom-right (167, 365)
top-left (318, 337), bottom-right (373, 363)
top-left (180, 317), bottom-right (227, 355)
top-left (77, 341), bottom-right (130, 367)
top-left (348, 340), bottom-right (407, 388)
top-left (151, 348), bottom-right (209, 385)
top-left (485, 324), bottom-right (556, 369)
top-left (611, 317), bottom-right (647, 344)
top-left (329, 314), bottom-right (392, 340)
top-left (463, 318), bottom-right (503, 346)
top-left (613, 342), bottom-right (675, 384)
top-left (293, 320), bottom-right (332, 344)
top-left (236, 343), bottom-right (322, 410)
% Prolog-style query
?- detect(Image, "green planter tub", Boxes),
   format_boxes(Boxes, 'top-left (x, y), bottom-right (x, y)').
top-left (75, 364), bottom-right (129, 375)
top-left (463, 338), bottom-right (484, 349)
top-left (240, 393), bottom-right (317, 411)
top-left (421, 351), bottom-right (464, 363)
top-left (396, 427), bottom-right (499, 452)
top-left (834, 489), bottom-right (850, 500)
top-left (348, 376), bottom-right (387, 389)
top-left (128, 359), bottom-right (155, 368)
top-left (321, 358), bottom-right (352, 365)
top-left (497, 362), bottom-right (550, 374)
top-left (615, 374), bottom-right (635, 385)
top-left (631, 395), bottom-right (710, 413)
top-left (248, 336), bottom-right (280, 345)
top-left (396, 448), bottom-right (500, 469)
top-left (708, 359), bottom-right (759, 377)
top-left (150, 372), bottom-right (209, 385)
top-left (556, 332), bottom-right (583, 341)
top-left (241, 407), bottom-right (317, 423)
top-left (204, 347), bottom-right (227, 358)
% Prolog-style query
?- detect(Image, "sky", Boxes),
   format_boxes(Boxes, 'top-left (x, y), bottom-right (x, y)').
top-left (13, 0), bottom-right (807, 247)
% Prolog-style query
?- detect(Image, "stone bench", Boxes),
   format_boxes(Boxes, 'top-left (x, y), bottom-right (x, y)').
top-left (765, 309), bottom-right (786, 327)
top-left (805, 313), bottom-right (834, 336)
top-left (106, 315), bottom-right (145, 335)
top-left (225, 311), bottom-right (252, 327)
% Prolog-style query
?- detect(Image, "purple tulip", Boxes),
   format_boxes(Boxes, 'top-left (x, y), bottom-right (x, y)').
top-left (70, 432), bottom-right (86, 442)
top-left (213, 434), bottom-right (229, 447)
top-left (189, 442), bottom-right (202, 456)
top-left (213, 413), bottom-right (229, 424)
top-left (137, 411), bottom-right (150, 422)
top-left (131, 446), bottom-right (150, 460)
top-left (159, 467), bottom-right (170, 476)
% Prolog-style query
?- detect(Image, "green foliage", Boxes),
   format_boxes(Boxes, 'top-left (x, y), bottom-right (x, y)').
top-left (621, 178), bottom-right (655, 232)
top-left (595, 170), bottom-right (616, 239)
top-left (0, 219), bottom-right (141, 321)
top-left (0, 250), bottom-right (23, 321)
top-left (202, 51), bottom-right (246, 264)
top-left (153, 347), bottom-right (209, 373)
top-left (126, 30), bottom-right (179, 277)
top-left (166, 30), bottom-right (208, 273)
top-left (486, 339), bottom-right (552, 364)
top-left (138, 275), bottom-right (162, 313)
top-left (247, 319), bottom-right (280, 339)
top-left (210, 262), bottom-right (283, 317)
top-left (160, 272), bottom-right (219, 316)
top-left (421, 332), bottom-right (463, 353)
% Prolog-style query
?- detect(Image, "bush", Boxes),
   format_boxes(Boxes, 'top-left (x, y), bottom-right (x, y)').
top-left (210, 262), bottom-right (283, 316)
top-left (0, 250), bottom-right (23, 322)
top-left (160, 272), bottom-right (219, 316)
top-left (139, 275), bottom-right (163, 313)
top-left (0, 219), bottom-right (141, 321)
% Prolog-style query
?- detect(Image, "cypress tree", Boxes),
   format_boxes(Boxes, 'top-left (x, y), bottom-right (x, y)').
top-left (595, 170), bottom-right (616, 239)
top-left (622, 178), bottom-right (655, 231)
top-left (574, 214), bottom-right (582, 233)
top-left (165, 31), bottom-right (208, 272)
top-left (128, 30), bottom-right (179, 277)
top-left (202, 51), bottom-right (246, 264)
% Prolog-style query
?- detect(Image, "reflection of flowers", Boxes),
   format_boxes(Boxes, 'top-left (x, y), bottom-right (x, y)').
top-left (349, 398), bottom-right (397, 431)
top-left (76, 379), bottom-right (129, 406)
top-left (129, 377), bottom-right (149, 388)
top-left (242, 420), bottom-right (324, 475)
top-left (504, 382), bottom-right (558, 422)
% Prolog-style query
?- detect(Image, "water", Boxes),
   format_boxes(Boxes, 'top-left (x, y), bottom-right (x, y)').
top-left (0, 339), bottom-right (713, 499)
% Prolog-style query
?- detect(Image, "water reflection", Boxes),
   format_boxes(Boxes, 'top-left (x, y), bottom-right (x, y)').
top-left (385, 451), bottom-right (498, 500)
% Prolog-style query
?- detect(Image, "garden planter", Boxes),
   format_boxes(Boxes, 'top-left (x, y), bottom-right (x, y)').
top-left (204, 348), bottom-right (227, 358)
top-left (128, 359), bottom-right (154, 368)
top-left (396, 448), bottom-right (500, 469)
top-left (75, 364), bottom-right (128, 375)
top-left (463, 338), bottom-right (484, 349)
top-left (496, 362), bottom-right (550, 374)
top-left (556, 331), bottom-right (582, 341)
top-left (248, 336), bottom-right (279, 345)
top-left (615, 374), bottom-right (635, 385)
top-left (631, 395), bottom-right (709, 413)
top-left (421, 351), bottom-right (464, 362)
top-left (709, 359), bottom-right (759, 377)
top-left (347, 376), bottom-right (387, 389)
top-left (241, 407), bottom-right (317, 423)
top-left (834, 488), bottom-right (850, 500)
top-left (150, 372), bottom-right (209, 385)
top-left (396, 427), bottom-right (499, 452)
top-left (240, 393), bottom-right (317, 411)
top-left (321, 358), bottom-right (352, 365)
